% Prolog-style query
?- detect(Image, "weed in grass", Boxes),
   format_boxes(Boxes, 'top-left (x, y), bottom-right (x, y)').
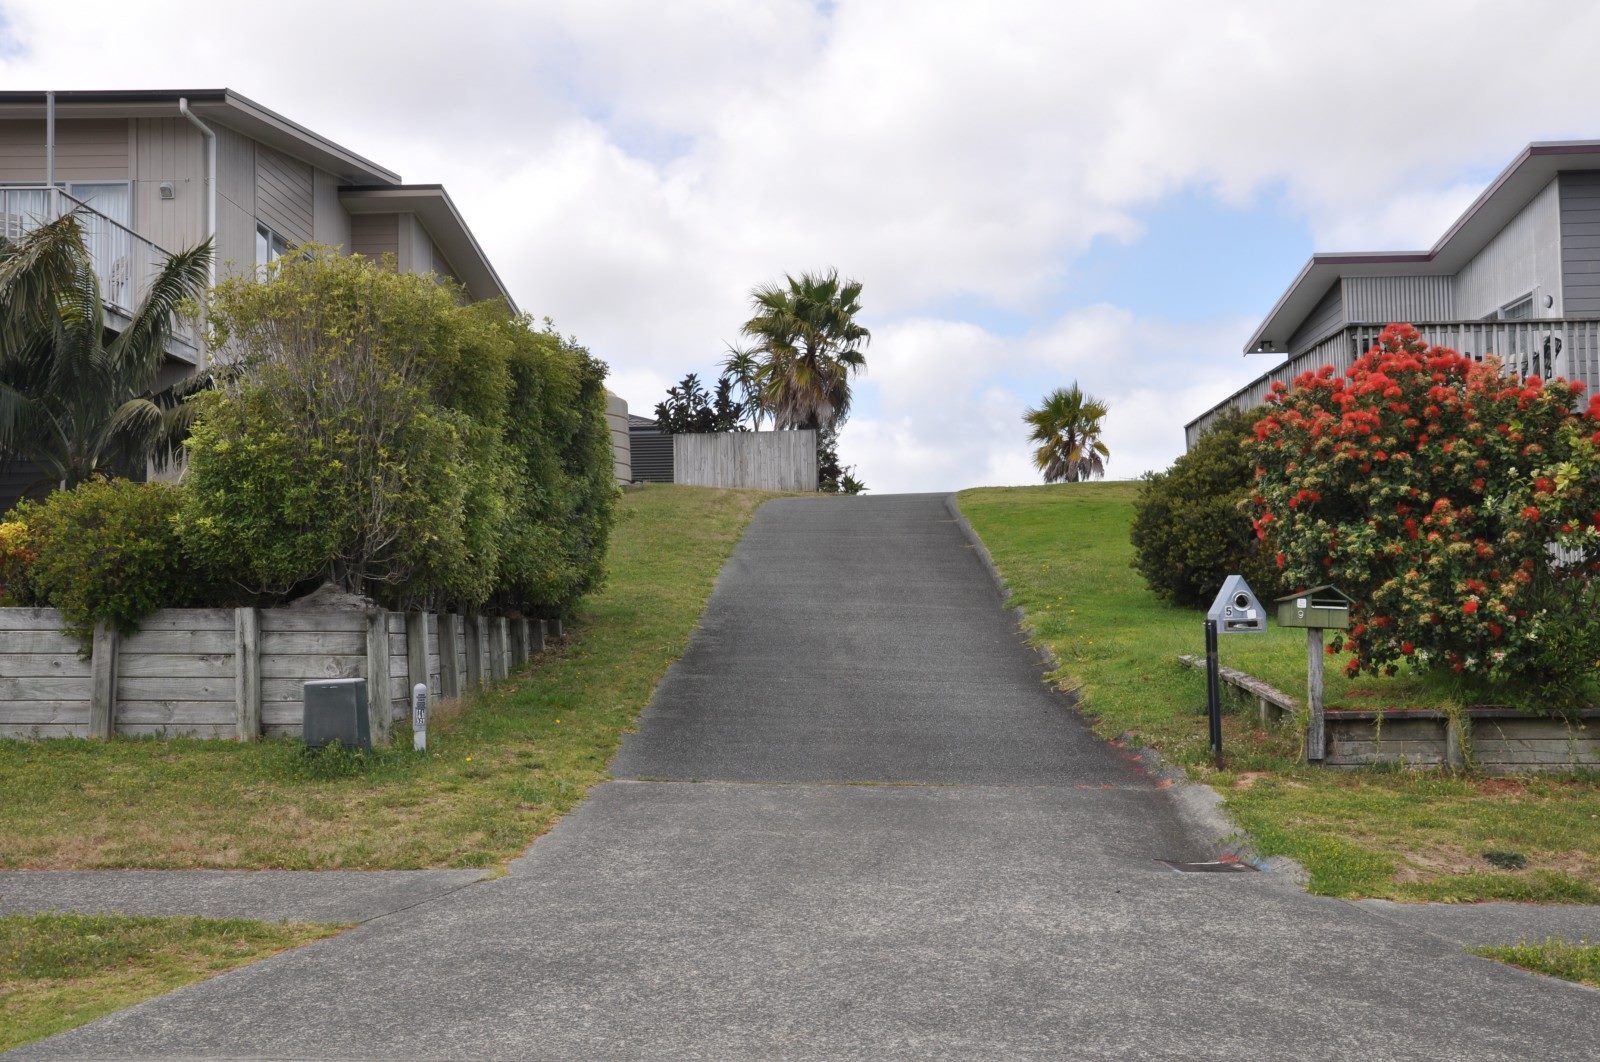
top-left (1473, 939), bottom-right (1600, 988)
top-left (1483, 850), bottom-right (1528, 871)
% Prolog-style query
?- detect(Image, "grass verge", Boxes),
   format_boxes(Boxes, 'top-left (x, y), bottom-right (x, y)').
top-left (0, 485), bottom-right (772, 870)
top-left (957, 482), bottom-right (1600, 903)
top-left (0, 913), bottom-right (339, 1053)
top-left (1473, 940), bottom-right (1600, 989)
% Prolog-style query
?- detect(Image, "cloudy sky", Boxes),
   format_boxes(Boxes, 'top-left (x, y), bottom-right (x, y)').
top-left (7, 1), bottom-right (1600, 491)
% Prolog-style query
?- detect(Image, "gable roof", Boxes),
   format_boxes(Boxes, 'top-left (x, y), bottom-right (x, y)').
top-left (340, 184), bottom-right (516, 311)
top-left (1247, 140), bottom-right (1600, 354)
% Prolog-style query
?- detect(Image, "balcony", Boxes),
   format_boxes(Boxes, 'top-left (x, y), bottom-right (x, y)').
top-left (1186, 318), bottom-right (1600, 447)
top-left (0, 186), bottom-right (200, 363)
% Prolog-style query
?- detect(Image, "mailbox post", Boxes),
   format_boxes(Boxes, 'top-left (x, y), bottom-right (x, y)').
top-left (1203, 575), bottom-right (1268, 767)
top-left (1273, 586), bottom-right (1352, 761)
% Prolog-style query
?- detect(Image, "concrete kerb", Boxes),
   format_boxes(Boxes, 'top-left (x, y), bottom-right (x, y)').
top-left (940, 492), bottom-right (1308, 884)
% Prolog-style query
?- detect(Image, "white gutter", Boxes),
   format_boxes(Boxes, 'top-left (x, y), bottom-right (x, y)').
top-left (177, 97), bottom-right (217, 368)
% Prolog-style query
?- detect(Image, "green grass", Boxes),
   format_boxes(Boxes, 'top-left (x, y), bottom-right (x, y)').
top-left (1473, 940), bottom-right (1600, 989)
top-left (957, 482), bottom-right (1600, 903)
top-left (0, 485), bottom-right (773, 870)
top-left (0, 913), bottom-right (340, 1053)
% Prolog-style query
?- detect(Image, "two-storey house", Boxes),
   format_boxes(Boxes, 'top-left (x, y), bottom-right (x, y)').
top-left (1188, 140), bottom-right (1600, 447)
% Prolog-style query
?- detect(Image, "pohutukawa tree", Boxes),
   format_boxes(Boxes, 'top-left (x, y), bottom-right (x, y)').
top-left (1024, 383), bottom-right (1109, 483)
top-left (1248, 323), bottom-right (1600, 706)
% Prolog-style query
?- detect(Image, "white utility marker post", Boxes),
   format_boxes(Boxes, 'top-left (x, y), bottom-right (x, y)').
top-left (412, 682), bottom-right (429, 752)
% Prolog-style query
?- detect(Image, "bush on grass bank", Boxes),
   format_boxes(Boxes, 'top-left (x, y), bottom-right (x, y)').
top-left (3, 250), bottom-right (616, 635)
top-left (1248, 323), bottom-right (1600, 708)
top-left (1130, 407), bottom-right (1274, 607)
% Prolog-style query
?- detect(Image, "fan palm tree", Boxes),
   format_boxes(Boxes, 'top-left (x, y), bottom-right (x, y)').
top-left (719, 343), bottom-right (766, 429)
top-left (1024, 384), bottom-right (1110, 483)
top-left (741, 270), bottom-right (869, 431)
top-left (0, 213), bottom-right (213, 490)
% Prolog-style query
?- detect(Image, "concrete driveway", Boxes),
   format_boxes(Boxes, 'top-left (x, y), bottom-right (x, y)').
top-left (17, 494), bottom-right (1599, 1060)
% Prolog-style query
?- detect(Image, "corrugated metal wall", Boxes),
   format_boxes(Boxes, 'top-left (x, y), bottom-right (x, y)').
top-left (1286, 282), bottom-right (1343, 355)
top-left (1343, 275), bottom-right (1455, 323)
top-left (629, 425), bottom-right (674, 483)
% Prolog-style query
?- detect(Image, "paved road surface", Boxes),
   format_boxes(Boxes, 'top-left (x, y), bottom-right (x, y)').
top-left (16, 494), bottom-right (1598, 1060)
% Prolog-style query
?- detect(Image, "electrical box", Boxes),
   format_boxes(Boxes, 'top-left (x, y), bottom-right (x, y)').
top-left (303, 677), bottom-right (372, 750)
top-left (1274, 585), bottom-right (1352, 630)
top-left (1206, 575), bottom-right (1267, 634)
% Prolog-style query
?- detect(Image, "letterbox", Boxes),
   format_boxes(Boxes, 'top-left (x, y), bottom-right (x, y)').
top-left (1274, 585), bottom-right (1352, 630)
top-left (1205, 575), bottom-right (1267, 634)
top-left (303, 677), bottom-right (372, 750)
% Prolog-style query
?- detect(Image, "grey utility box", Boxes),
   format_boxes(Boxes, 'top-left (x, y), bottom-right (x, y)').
top-left (303, 677), bottom-right (372, 750)
top-left (1206, 575), bottom-right (1267, 634)
top-left (1275, 585), bottom-right (1352, 630)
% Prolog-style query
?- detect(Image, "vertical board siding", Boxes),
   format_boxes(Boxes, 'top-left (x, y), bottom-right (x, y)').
top-left (0, 119), bottom-right (130, 183)
top-left (0, 609), bottom-right (91, 738)
top-left (131, 118), bottom-right (205, 253)
top-left (212, 123), bottom-right (257, 282)
top-left (1561, 171), bottom-right (1600, 314)
top-left (1456, 176), bottom-right (1563, 319)
top-left (1343, 276), bottom-right (1455, 323)
top-left (673, 431), bottom-right (818, 491)
top-left (349, 212), bottom-right (399, 261)
top-left (254, 144), bottom-right (314, 245)
top-left (1286, 282), bottom-right (1344, 356)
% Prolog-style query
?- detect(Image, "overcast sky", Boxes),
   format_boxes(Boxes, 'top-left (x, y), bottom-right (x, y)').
top-left (7, 1), bottom-right (1600, 491)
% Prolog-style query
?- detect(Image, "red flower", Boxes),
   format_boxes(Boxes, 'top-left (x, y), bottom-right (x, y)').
top-left (1463, 600), bottom-right (1479, 616)
top-left (1521, 505), bottom-right (1541, 521)
top-left (1400, 641), bottom-right (1415, 655)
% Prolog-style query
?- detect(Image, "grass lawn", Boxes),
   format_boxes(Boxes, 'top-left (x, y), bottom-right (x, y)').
top-left (0, 485), bottom-right (772, 870)
top-left (0, 913), bottom-right (339, 1053)
top-left (957, 481), bottom-right (1600, 903)
top-left (1473, 940), bottom-right (1600, 989)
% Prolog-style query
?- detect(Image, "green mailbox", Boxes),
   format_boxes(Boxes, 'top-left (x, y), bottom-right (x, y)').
top-left (1274, 585), bottom-right (1352, 630)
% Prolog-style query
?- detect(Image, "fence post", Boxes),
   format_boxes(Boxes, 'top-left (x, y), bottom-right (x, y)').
top-left (464, 613), bottom-right (483, 691)
top-left (88, 620), bottom-right (118, 740)
top-left (365, 609), bottom-right (393, 745)
top-left (234, 607), bottom-right (261, 741)
top-left (531, 619), bottom-right (546, 656)
top-left (438, 613), bottom-right (460, 699)
top-left (548, 616), bottom-right (564, 640)
top-left (406, 612), bottom-right (431, 700)
top-left (515, 618), bottom-right (531, 667)
top-left (489, 617), bottom-right (507, 682)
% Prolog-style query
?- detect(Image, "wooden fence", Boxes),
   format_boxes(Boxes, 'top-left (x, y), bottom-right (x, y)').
top-left (0, 607), bottom-right (550, 743)
top-left (673, 430), bottom-right (818, 491)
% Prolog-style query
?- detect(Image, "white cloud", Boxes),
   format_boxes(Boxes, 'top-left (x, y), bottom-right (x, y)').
top-left (6, 1), bottom-right (1600, 489)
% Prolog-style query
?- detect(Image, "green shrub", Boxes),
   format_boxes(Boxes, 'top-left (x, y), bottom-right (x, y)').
top-left (1130, 408), bottom-right (1275, 607)
top-left (21, 480), bottom-right (217, 639)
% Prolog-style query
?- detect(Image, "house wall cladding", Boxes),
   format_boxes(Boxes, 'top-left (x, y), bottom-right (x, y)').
top-left (0, 606), bottom-right (546, 742)
top-left (1456, 176), bottom-right (1563, 320)
top-left (1560, 170), bottom-right (1600, 314)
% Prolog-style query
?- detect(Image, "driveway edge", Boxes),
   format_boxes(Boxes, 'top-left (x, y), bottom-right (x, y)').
top-left (940, 492), bottom-right (1306, 883)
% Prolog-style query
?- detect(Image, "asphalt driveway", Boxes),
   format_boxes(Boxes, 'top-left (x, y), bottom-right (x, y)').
top-left (16, 494), bottom-right (1599, 1060)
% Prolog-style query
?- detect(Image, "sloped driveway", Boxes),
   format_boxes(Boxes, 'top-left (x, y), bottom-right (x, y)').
top-left (17, 495), bottom-right (1598, 1060)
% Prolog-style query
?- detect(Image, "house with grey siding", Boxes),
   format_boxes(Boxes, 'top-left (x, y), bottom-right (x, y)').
top-left (1188, 140), bottom-right (1600, 447)
top-left (0, 89), bottom-right (636, 495)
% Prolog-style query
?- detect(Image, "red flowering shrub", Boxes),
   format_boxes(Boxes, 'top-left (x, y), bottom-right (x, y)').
top-left (1247, 324), bottom-right (1600, 705)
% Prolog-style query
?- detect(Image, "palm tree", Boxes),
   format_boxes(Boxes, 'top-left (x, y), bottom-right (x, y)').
top-left (719, 343), bottom-right (766, 429)
top-left (741, 270), bottom-right (869, 431)
top-left (0, 214), bottom-right (213, 489)
top-left (1024, 384), bottom-right (1109, 483)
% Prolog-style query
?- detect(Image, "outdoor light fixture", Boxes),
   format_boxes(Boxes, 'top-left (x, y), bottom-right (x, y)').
top-left (1256, 339), bottom-right (1274, 352)
top-left (158, 181), bottom-right (175, 200)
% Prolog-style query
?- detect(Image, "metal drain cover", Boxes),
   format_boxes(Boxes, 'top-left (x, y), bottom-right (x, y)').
top-left (1157, 859), bottom-right (1258, 873)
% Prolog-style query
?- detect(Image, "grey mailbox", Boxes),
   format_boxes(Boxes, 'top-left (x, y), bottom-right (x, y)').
top-left (303, 677), bottom-right (372, 750)
top-left (1206, 575), bottom-right (1267, 634)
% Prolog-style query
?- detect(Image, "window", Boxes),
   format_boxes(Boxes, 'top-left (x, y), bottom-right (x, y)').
top-left (255, 222), bottom-right (290, 266)
top-left (1498, 293), bottom-right (1534, 320)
